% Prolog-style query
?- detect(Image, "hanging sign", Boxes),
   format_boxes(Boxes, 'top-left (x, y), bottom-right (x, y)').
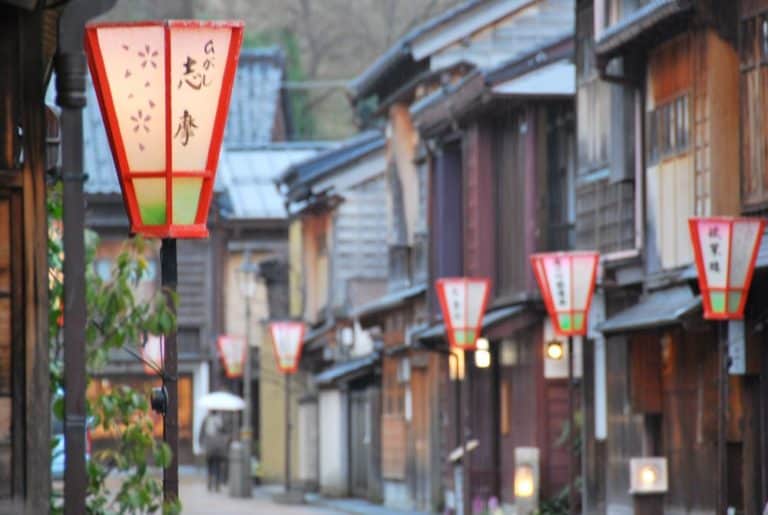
top-left (217, 335), bottom-right (246, 378)
top-left (269, 321), bottom-right (305, 374)
top-left (689, 217), bottom-right (765, 319)
top-left (435, 277), bottom-right (491, 351)
top-left (530, 251), bottom-right (599, 336)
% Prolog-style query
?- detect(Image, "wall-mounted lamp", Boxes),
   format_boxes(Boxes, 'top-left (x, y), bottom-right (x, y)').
top-left (546, 340), bottom-right (564, 360)
top-left (514, 447), bottom-right (540, 514)
top-left (629, 457), bottom-right (668, 494)
top-left (475, 337), bottom-right (491, 368)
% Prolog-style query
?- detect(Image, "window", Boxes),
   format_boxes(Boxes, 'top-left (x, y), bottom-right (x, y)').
top-left (740, 11), bottom-right (768, 207)
top-left (646, 95), bottom-right (690, 166)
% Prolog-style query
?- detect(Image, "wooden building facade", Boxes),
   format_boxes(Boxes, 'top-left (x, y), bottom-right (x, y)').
top-left (0, 2), bottom-right (53, 511)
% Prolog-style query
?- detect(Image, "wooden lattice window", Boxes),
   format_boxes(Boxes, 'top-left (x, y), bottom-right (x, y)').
top-left (740, 10), bottom-right (768, 208)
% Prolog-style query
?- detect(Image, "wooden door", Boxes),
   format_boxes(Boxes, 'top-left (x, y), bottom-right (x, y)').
top-left (349, 388), bottom-right (369, 497)
top-left (0, 189), bottom-right (24, 498)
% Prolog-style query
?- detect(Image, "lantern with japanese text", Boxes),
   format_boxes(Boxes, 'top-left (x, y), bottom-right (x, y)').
top-left (217, 335), bottom-right (246, 378)
top-left (530, 251), bottom-right (599, 336)
top-left (689, 217), bottom-right (765, 319)
top-left (141, 335), bottom-right (164, 375)
top-left (84, 20), bottom-right (243, 238)
top-left (269, 322), bottom-right (305, 374)
top-left (435, 277), bottom-right (491, 351)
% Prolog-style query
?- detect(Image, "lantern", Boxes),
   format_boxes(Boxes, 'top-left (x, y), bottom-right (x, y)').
top-left (141, 335), bottom-right (164, 375)
top-left (688, 217), bottom-right (765, 319)
top-left (629, 457), bottom-right (668, 494)
top-left (435, 277), bottom-right (491, 351)
top-left (530, 251), bottom-right (599, 336)
top-left (269, 321), bottom-right (305, 374)
top-left (84, 20), bottom-right (244, 238)
top-left (217, 335), bottom-right (246, 378)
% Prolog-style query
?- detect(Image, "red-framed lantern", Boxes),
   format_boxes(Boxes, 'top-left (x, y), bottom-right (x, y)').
top-left (435, 277), bottom-right (491, 351)
top-left (269, 321), bottom-right (305, 374)
top-left (141, 334), bottom-right (164, 375)
top-left (530, 251), bottom-right (599, 336)
top-left (84, 20), bottom-right (244, 238)
top-left (217, 335), bottom-right (246, 378)
top-left (689, 217), bottom-right (765, 320)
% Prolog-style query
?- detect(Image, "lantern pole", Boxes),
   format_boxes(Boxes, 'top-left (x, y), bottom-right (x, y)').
top-left (161, 238), bottom-right (179, 504)
top-left (717, 320), bottom-right (728, 515)
top-left (285, 372), bottom-right (292, 492)
top-left (567, 335), bottom-right (575, 515)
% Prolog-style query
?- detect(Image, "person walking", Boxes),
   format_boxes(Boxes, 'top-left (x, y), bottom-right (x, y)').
top-left (200, 411), bottom-right (229, 491)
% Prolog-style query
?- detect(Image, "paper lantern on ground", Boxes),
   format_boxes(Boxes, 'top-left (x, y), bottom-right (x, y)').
top-left (530, 251), bottom-right (599, 336)
top-left (435, 277), bottom-right (491, 351)
top-left (689, 217), bottom-right (765, 320)
top-left (85, 20), bottom-right (244, 238)
top-left (269, 322), bottom-right (305, 374)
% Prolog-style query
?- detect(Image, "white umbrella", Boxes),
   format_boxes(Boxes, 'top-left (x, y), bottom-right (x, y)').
top-left (197, 391), bottom-right (246, 411)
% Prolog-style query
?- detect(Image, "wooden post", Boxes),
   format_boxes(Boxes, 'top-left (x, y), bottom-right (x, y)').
top-left (161, 238), bottom-right (179, 504)
top-left (285, 373), bottom-right (292, 492)
top-left (718, 321), bottom-right (728, 515)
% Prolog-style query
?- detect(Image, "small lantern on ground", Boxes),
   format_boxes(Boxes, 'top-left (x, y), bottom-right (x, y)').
top-left (629, 457), bottom-right (668, 495)
top-left (688, 216), bottom-right (765, 514)
top-left (530, 250), bottom-right (599, 515)
top-left (514, 447), bottom-right (540, 515)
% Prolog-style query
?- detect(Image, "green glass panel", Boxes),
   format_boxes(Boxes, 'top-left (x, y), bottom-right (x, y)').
top-left (172, 178), bottom-right (202, 225)
top-left (728, 292), bottom-right (742, 314)
top-left (133, 178), bottom-right (166, 226)
top-left (574, 313), bottom-right (584, 331)
top-left (453, 329), bottom-right (476, 347)
top-left (710, 292), bottom-right (726, 314)
top-left (558, 314), bottom-right (572, 331)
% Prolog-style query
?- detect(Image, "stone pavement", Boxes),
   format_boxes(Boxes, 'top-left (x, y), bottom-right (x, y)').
top-left (179, 474), bottom-right (343, 515)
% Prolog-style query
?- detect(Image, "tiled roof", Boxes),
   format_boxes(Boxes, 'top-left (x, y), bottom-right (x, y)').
top-left (78, 47), bottom-right (285, 195)
top-left (217, 143), bottom-right (333, 220)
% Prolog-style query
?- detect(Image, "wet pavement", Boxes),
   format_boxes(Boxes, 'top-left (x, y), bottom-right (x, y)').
top-left (179, 473), bottom-right (344, 515)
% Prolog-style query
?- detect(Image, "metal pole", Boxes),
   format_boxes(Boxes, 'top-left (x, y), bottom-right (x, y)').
top-left (241, 290), bottom-right (252, 496)
top-left (717, 321), bottom-right (728, 515)
top-left (567, 335), bottom-right (576, 515)
top-left (57, 50), bottom-right (88, 515)
top-left (463, 350), bottom-right (470, 515)
top-left (285, 373), bottom-right (292, 492)
top-left (161, 238), bottom-right (179, 504)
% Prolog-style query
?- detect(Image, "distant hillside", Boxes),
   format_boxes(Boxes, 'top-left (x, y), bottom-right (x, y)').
top-left (101, 0), bottom-right (463, 140)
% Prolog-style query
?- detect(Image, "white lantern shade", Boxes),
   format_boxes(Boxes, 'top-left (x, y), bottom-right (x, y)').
top-left (269, 321), bottom-right (305, 374)
top-left (435, 277), bottom-right (491, 350)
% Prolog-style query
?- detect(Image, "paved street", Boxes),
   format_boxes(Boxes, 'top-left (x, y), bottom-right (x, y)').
top-left (179, 474), bottom-right (343, 515)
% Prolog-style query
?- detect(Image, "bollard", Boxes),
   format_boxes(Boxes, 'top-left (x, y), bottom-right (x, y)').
top-left (228, 440), bottom-right (244, 497)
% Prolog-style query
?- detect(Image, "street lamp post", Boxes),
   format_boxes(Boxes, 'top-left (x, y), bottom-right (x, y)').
top-left (688, 217), bottom-right (765, 515)
top-left (530, 251), bottom-right (599, 515)
top-left (435, 277), bottom-right (491, 515)
top-left (269, 321), bottom-right (306, 494)
top-left (84, 20), bottom-right (243, 504)
top-left (235, 256), bottom-right (257, 497)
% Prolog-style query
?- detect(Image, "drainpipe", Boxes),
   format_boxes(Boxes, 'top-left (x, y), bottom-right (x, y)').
top-left (55, 1), bottom-right (116, 513)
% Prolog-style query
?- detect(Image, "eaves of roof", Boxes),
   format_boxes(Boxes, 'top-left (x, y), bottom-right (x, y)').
top-left (594, 0), bottom-right (692, 60)
top-left (412, 36), bottom-right (574, 135)
top-left (348, 0), bottom-right (486, 101)
top-left (278, 131), bottom-right (385, 203)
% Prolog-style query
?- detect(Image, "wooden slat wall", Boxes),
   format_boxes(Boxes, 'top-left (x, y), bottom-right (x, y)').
top-left (382, 416), bottom-right (406, 480)
top-left (463, 123), bottom-right (495, 283)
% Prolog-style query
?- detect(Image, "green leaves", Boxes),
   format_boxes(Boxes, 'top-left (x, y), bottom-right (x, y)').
top-left (48, 191), bottom-right (178, 514)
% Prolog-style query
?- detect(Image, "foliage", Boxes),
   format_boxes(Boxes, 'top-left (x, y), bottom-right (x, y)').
top-left (48, 184), bottom-right (180, 514)
top-left (535, 410), bottom-right (584, 515)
